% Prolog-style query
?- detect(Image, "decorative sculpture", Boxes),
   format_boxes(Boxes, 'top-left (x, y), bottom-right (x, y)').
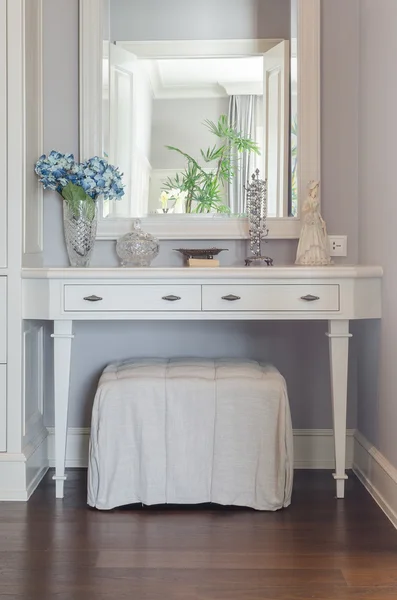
top-left (245, 169), bottom-right (273, 267)
top-left (295, 181), bottom-right (332, 266)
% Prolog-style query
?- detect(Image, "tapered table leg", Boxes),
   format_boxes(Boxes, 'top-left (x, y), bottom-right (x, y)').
top-left (51, 320), bottom-right (74, 499)
top-left (327, 320), bottom-right (352, 498)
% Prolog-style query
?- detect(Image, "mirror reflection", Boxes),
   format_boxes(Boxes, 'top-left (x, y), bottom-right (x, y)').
top-left (103, 0), bottom-right (297, 220)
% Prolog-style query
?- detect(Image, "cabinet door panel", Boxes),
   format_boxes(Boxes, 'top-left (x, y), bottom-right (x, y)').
top-left (0, 365), bottom-right (5, 451)
top-left (0, 277), bottom-right (5, 361)
top-left (0, 0), bottom-right (6, 267)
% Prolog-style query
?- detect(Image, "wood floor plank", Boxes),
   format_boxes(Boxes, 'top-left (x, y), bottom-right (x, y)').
top-left (0, 567), bottom-right (347, 587)
top-left (95, 549), bottom-right (397, 571)
top-left (94, 566), bottom-right (347, 585)
top-left (3, 584), bottom-right (397, 600)
top-left (343, 569), bottom-right (397, 587)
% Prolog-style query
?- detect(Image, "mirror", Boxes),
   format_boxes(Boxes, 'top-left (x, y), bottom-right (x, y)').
top-left (103, 38), bottom-right (293, 219)
top-left (80, 0), bottom-right (320, 239)
top-left (102, 0), bottom-right (295, 217)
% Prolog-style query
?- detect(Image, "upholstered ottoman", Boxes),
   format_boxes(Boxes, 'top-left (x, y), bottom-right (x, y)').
top-left (87, 359), bottom-right (293, 511)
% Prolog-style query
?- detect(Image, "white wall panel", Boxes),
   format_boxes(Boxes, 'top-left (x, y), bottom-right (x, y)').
top-left (0, 0), bottom-right (6, 268)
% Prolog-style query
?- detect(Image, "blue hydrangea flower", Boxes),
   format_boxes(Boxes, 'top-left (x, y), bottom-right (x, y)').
top-left (34, 151), bottom-right (125, 201)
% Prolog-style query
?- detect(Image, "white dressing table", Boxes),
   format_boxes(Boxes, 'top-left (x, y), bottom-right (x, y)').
top-left (22, 265), bottom-right (382, 500)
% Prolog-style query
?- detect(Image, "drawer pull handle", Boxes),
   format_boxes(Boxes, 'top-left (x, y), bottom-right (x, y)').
top-left (162, 295), bottom-right (181, 302)
top-left (83, 295), bottom-right (103, 302)
top-left (301, 294), bottom-right (320, 302)
top-left (222, 294), bottom-right (241, 302)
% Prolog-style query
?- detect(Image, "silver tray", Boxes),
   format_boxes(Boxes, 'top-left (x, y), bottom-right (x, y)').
top-left (174, 248), bottom-right (229, 260)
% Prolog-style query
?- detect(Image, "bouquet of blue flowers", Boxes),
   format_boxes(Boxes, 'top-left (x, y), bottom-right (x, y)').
top-left (35, 151), bottom-right (124, 220)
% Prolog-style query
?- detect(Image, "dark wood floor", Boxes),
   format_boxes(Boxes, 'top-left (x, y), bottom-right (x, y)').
top-left (0, 470), bottom-right (396, 599)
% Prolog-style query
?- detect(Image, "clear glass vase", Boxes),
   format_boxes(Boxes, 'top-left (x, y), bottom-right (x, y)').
top-left (63, 200), bottom-right (98, 267)
top-left (116, 219), bottom-right (159, 267)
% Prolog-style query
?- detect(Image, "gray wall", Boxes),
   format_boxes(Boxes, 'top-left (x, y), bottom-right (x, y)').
top-left (43, 0), bottom-right (360, 429)
top-left (357, 0), bottom-right (397, 466)
top-left (320, 0), bottom-right (359, 249)
top-left (109, 0), bottom-right (291, 41)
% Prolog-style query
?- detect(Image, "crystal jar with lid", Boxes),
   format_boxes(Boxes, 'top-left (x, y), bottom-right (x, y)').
top-left (116, 220), bottom-right (159, 267)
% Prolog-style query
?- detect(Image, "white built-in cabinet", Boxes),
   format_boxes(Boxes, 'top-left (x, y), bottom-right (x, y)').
top-left (0, 0), bottom-right (6, 452)
top-left (0, 0), bottom-right (45, 496)
top-left (0, 0), bottom-right (48, 500)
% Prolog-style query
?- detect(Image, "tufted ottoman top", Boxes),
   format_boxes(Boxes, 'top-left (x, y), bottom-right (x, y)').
top-left (98, 358), bottom-right (285, 385)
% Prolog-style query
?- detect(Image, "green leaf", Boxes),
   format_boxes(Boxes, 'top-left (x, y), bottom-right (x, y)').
top-left (200, 144), bottom-right (225, 163)
top-left (61, 181), bottom-right (88, 203)
top-left (61, 182), bottom-right (96, 221)
top-left (204, 115), bottom-right (234, 140)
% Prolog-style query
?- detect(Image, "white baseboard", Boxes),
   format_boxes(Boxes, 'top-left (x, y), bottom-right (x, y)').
top-left (48, 427), bottom-right (90, 468)
top-left (0, 424), bottom-right (49, 501)
top-left (353, 431), bottom-right (397, 529)
top-left (0, 457), bottom-right (29, 500)
top-left (24, 420), bottom-right (49, 500)
top-left (47, 427), bottom-right (355, 470)
top-left (294, 429), bottom-right (354, 469)
top-left (25, 438), bottom-right (49, 500)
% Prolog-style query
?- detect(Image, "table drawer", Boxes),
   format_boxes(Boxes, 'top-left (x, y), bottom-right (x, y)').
top-left (202, 284), bottom-right (340, 312)
top-left (64, 284), bottom-right (202, 312)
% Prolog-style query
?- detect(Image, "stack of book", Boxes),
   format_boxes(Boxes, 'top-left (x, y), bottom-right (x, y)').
top-left (174, 248), bottom-right (228, 267)
top-left (188, 258), bottom-right (219, 268)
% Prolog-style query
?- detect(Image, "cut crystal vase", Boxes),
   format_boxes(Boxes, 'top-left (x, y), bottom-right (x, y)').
top-left (63, 200), bottom-right (98, 267)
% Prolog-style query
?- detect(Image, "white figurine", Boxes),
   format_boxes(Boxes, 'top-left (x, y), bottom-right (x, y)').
top-left (295, 181), bottom-right (332, 266)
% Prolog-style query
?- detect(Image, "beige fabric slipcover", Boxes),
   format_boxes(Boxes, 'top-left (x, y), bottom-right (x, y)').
top-left (88, 358), bottom-right (293, 511)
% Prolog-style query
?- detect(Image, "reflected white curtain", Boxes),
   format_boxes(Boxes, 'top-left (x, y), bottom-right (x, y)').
top-left (227, 95), bottom-right (258, 214)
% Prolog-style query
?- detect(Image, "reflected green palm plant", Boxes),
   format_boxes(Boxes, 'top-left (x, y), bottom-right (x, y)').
top-left (162, 115), bottom-right (260, 214)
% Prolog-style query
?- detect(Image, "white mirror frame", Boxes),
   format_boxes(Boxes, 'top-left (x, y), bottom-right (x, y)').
top-left (79, 0), bottom-right (320, 240)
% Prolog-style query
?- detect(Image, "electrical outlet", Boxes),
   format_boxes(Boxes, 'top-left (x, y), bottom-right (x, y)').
top-left (329, 235), bottom-right (347, 257)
